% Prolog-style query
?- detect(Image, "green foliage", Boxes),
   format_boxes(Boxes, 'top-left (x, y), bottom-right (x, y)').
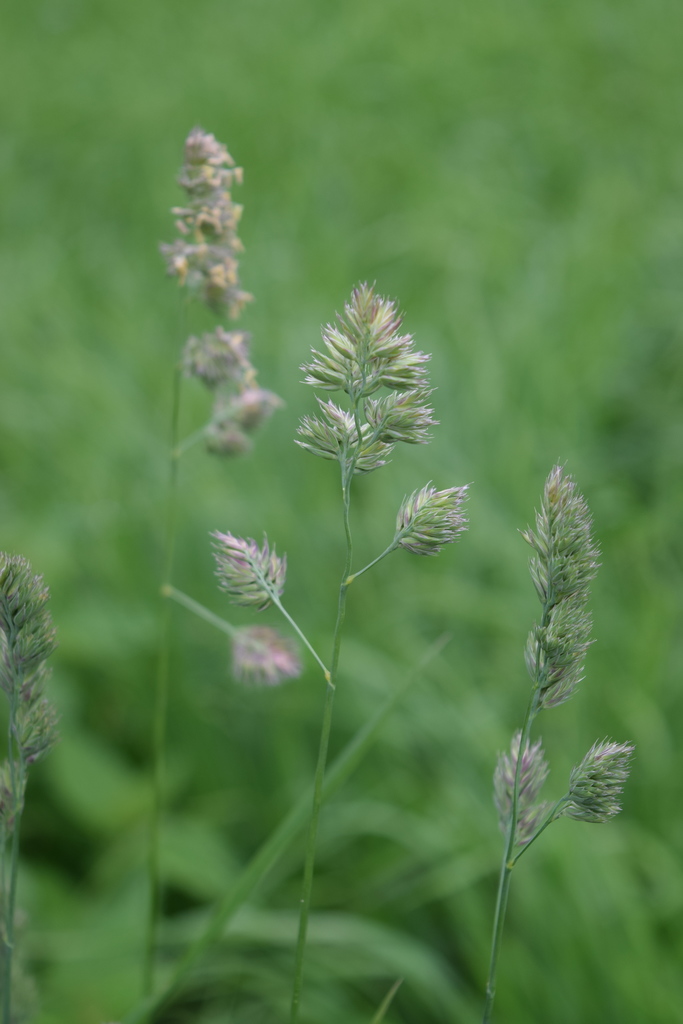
top-left (2, 0), bottom-right (683, 1021)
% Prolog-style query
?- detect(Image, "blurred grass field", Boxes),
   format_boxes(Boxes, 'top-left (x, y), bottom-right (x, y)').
top-left (2, 0), bottom-right (683, 1021)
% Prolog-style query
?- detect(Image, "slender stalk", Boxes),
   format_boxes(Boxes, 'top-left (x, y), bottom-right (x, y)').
top-left (347, 540), bottom-right (398, 583)
top-left (163, 585), bottom-right (237, 639)
top-left (482, 698), bottom-right (535, 1024)
top-left (174, 426), bottom-right (207, 459)
top-left (289, 455), bottom-right (356, 1024)
top-left (165, 583), bottom-right (329, 687)
top-left (266, 590), bottom-right (330, 679)
top-left (144, 357), bottom-right (183, 996)
top-left (370, 978), bottom-right (404, 1024)
top-left (509, 796), bottom-right (568, 868)
top-left (482, 597), bottom-right (551, 1023)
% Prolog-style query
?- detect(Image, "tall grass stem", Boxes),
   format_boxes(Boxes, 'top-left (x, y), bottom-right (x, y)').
top-left (482, 601), bottom-right (550, 1022)
top-left (289, 472), bottom-right (354, 1023)
top-left (144, 356), bottom-right (183, 996)
top-left (163, 585), bottom-right (237, 639)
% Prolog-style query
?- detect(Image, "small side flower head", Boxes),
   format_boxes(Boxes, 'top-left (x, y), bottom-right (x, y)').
top-left (364, 388), bottom-right (438, 445)
top-left (231, 626), bottom-right (301, 686)
top-left (228, 388), bottom-right (284, 431)
top-left (212, 533), bottom-right (286, 610)
top-left (494, 731), bottom-right (551, 846)
top-left (204, 419), bottom-right (253, 457)
top-left (204, 389), bottom-right (283, 457)
top-left (395, 484), bottom-right (468, 556)
top-left (182, 329), bottom-right (252, 389)
top-left (564, 739), bottom-right (635, 823)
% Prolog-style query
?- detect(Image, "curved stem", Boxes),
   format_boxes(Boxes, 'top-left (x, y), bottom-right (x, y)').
top-left (371, 978), bottom-right (404, 1024)
top-left (144, 358), bottom-right (183, 997)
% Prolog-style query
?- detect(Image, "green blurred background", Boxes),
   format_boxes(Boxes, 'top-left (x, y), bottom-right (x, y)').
top-left (2, 0), bottom-right (683, 1021)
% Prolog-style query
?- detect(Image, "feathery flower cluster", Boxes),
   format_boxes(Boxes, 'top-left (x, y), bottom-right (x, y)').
top-left (161, 128), bottom-right (283, 457)
top-left (212, 533), bottom-right (286, 611)
top-left (564, 739), bottom-right (635, 823)
top-left (297, 284), bottom-right (435, 475)
top-left (231, 626), bottom-right (301, 687)
top-left (0, 554), bottom-right (58, 833)
top-left (160, 126), bottom-right (252, 316)
top-left (297, 284), bottom-right (468, 556)
top-left (521, 466), bottom-right (600, 709)
top-left (494, 732), bottom-right (550, 846)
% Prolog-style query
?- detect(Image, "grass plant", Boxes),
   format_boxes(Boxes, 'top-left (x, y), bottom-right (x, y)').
top-left (2, 4), bottom-right (682, 1018)
top-left (483, 467), bottom-right (634, 1021)
top-left (211, 281), bottom-right (468, 1022)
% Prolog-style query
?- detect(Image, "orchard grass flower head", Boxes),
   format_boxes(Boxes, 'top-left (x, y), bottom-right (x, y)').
top-left (302, 283), bottom-right (430, 399)
top-left (160, 126), bottom-right (252, 317)
top-left (395, 484), bottom-right (469, 556)
top-left (564, 739), bottom-right (635, 823)
top-left (232, 626), bottom-right (301, 686)
top-left (521, 466), bottom-right (600, 709)
top-left (212, 533), bottom-right (286, 610)
top-left (494, 732), bottom-right (550, 847)
top-left (165, 131), bottom-right (285, 460)
top-left (297, 285), bottom-right (438, 478)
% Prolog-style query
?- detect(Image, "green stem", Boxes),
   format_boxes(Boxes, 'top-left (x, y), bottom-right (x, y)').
top-left (266, 590), bottom-right (330, 680)
top-left (509, 797), bottom-right (568, 868)
top-left (289, 458), bottom-right (355, 1024)
top-left (482, 595), bottom-right (552, 1023)
top-left (174, 426), bottom-right (207, 458)
top-left (163, 586), bottom-right (237, 639)
top-left (347, 540), bottom-right (399, 583)
top-left (144, 359), bottom-right (183, 997)
top-left (122, 634), bottom-right (450, 1024)
top-left (370, 978), bottom-right (404, 1024)
top-left (165, 583), bottom-right (328, 685)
